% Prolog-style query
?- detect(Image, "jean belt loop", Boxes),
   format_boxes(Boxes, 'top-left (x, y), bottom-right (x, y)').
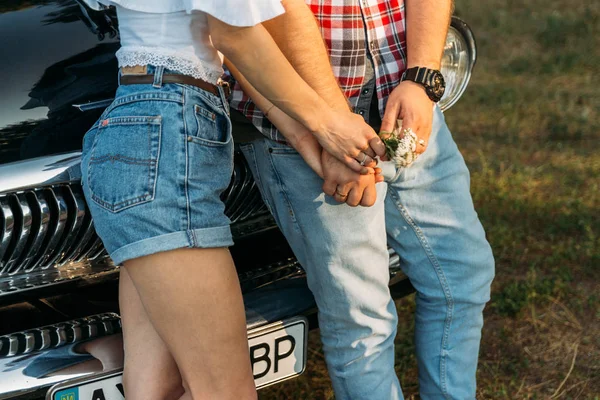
top-left (217, 80), bottom-right (230, 112)
top-left (153, 65), bottom-right (165, 88)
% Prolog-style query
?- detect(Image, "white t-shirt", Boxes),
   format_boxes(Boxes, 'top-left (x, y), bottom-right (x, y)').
top-left (82, 1), bottom-right (285, 82)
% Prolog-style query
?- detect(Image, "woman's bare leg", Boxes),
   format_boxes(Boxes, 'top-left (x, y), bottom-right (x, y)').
top-left (123, 247), bottom-right (256, 400)
top-left (119, 267), bottom-right (184, 400)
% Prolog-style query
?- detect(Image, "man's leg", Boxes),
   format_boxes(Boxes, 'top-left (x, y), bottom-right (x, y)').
top-left (241, 141), bottom-right (403, 400)
top-left (383, 106), bottom-right (495, 399)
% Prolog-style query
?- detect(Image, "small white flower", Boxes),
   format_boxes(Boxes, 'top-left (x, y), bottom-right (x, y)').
top-left (391, 128), bottom-right (419, 168)
top-left (378, 120), bottom-right (420, 168)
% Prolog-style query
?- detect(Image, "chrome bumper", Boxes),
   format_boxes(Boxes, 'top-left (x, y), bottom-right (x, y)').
top-left (0, 269), bottom-right (413, 400)
top-left (0, 276), bottom-right (316, 400)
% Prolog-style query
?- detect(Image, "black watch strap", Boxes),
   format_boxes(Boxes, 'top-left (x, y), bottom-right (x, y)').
top-left (401, 67), bottom-right (445, 102)
top-left (402, 67), bottom-right (428, 83)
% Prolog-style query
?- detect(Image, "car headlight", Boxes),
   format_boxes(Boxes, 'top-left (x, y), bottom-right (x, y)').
top-left (439, 17), bottom-right (477, 111)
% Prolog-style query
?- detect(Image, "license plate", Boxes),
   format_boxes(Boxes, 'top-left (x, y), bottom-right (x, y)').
top-left (47, 317), bottom-right (308, 399)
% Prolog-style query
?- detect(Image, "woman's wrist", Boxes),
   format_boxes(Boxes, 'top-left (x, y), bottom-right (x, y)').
top-left (298, 101), bottom-right (333, 137)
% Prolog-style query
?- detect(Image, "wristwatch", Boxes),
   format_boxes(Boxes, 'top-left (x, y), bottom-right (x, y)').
top-left (400, 67), bottom-right (446, 102)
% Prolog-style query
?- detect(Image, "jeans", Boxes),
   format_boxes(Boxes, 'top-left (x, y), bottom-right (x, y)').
top-left (81, 65), bottom-right (235, 265)
top-left (240, 106), bottom-right (495, 399)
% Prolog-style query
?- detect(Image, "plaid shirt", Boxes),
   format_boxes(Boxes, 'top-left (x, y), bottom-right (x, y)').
top-left (230, 0), bottom-right (408, 142)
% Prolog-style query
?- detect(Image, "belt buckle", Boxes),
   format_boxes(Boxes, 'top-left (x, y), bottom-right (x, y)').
top-left (217, 79), bottom-right (231, 98)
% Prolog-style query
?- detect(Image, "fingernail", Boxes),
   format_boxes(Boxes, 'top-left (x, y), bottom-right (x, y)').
top-left (360, 168), bottom-right (369, 175)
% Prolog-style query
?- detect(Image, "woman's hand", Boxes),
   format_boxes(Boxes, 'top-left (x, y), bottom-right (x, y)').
top-left (312, 110), bottom-right (387, 174)
top-left (271, 107), bottom-right (324, 178)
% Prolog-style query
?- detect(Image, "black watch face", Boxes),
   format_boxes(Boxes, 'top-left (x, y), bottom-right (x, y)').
top-left (428, 71), bottom-right (446, 102)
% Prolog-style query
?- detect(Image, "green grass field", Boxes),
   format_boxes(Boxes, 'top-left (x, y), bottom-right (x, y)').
top-left (260, 0), bottom-right (599, 398)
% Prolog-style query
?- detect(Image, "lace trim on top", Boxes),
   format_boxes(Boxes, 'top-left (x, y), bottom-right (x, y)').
top-left (116, 46), bottom-right (223, 83)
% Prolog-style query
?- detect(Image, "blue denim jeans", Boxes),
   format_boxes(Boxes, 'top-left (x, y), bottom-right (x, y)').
top-left (81, 66), bottom-right (235, 265)
top-left (240, 106), bottom-right (495, 399)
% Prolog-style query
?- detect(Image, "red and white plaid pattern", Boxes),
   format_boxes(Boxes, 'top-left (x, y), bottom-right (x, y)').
top-left (230, 0), bottom-right (407, 142)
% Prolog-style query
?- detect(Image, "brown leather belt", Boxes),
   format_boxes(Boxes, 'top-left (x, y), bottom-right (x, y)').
top-left (120, 71), bottom-right (230, 98)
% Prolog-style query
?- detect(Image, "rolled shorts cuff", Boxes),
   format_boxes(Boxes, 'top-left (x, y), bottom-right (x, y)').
top-left (109, 226), bottom-right (234, 265)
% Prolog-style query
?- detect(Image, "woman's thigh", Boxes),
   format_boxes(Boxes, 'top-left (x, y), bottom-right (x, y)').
top-left (123, 248), bottom-right (255, 399)
top-left (119, 267), bottom-right (184, 400)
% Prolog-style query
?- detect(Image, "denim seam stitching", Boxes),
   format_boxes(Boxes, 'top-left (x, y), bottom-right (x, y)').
top-left (188, 229), bottom-right (197, 248)
top-left (388, 188), bottom-right (454, 399)
top-left (265, 149), bottom-right (300, 232)
top-left (102, 94), bottom-right (183, 116)
top-left (183, 87), bottom-right (192, 233)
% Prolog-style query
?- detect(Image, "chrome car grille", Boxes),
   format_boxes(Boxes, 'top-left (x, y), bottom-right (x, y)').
top-left (0, 151), bottom-right (275, 300)
top-left (0, 183), bottom-right (114, 298)
top-left (0, 185), bottom-right (104, 278)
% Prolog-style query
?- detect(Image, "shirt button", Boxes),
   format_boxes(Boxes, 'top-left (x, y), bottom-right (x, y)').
top-left (362, 88), bottom-right (370, 95)
top-left (358, 110), bottom-right (365, 115)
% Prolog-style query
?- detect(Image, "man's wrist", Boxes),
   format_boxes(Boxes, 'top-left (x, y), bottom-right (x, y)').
top-left (398, 80), bottom-right (432, 100)
top-left (406, 60), bottom-right (441, 70)
top-left (400, 66), bottom-right (445, 103)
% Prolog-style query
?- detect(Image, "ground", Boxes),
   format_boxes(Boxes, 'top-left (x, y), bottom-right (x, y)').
top-left (260, 0), bottom-right (599, 398)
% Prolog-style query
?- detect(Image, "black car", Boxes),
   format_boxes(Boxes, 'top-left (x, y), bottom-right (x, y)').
top-left (0, 2), bottom-right (477, 399)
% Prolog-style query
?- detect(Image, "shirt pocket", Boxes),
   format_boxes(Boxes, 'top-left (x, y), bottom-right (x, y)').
top-left (87, 115), bottom-right (161, 213)
top-left (191, 103), bottom-right (232, 146)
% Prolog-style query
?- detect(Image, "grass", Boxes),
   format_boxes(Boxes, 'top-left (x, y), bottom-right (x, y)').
top-left (260, 0), bottom-right (599, 398)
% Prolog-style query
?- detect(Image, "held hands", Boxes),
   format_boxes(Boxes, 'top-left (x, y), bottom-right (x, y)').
top-left (268, 106), bottom-right (383, 207)
top-left (285, 129), bottom-right (384, 208)
top-left (380, 80), bottom-right (434, 155)
top-left (312, 109), bottom-right (387, 174)
top-left (263, 102), bottom-right (386, 207)
top-left (321, 150), bottom-right (384, 207)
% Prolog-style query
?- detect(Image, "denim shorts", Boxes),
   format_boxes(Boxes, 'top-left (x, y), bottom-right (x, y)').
top-left (81, 66), bottom-right (234, 265)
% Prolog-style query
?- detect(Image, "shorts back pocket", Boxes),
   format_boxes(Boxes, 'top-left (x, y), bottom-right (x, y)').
top-left (88, 115), bottom-right (161, 213)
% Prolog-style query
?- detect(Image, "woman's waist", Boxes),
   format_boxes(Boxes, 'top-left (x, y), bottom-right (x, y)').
top-left (107, 64), bottom-right (229, 114)
top-left (115, 46), bottom-right (224, 83)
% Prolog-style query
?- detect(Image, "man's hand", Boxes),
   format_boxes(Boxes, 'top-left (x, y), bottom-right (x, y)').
top-left (321, 151), bottom-right (384, 207)
top-left (380, 80), bottom-right (434, 155)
